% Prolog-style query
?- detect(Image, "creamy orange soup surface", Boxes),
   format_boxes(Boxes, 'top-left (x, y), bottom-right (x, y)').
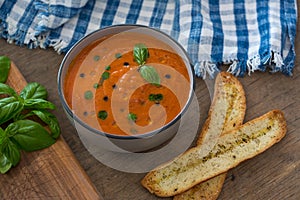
top-left (64, 32), bottom-right (191, 136)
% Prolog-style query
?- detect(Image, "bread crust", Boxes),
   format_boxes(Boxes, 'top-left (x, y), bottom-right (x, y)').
top-left (141, 110), bottom-right (287, 197)
top-left (174, 72), bottom-right (246, 200)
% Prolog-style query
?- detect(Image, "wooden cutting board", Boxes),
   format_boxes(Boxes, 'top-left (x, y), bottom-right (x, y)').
top-left (0, 62), bottom-right (102, 200)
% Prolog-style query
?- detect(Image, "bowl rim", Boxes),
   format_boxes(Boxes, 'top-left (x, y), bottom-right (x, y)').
top-left (57, 24), bottom-right (196, 140)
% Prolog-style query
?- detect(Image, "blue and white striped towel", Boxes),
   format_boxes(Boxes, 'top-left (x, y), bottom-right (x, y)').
top-left (0, 0), bottom-right (297, 78)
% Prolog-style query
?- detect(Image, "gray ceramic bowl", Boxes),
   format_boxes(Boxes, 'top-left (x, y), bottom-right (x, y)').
top-left (58, 24), bottom-right (195, 152)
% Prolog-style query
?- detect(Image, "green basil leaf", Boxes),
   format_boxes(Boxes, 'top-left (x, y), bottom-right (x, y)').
top-left (99, 71), bottom-right (110, 86)
top-left (0, 127), bottom-right (5, 145)
top-left (20, 82), bottom-right (48, 100)
top-left (84, 90), bottom-right (93, 100)
top-left (3, 139), bottom-right (20, 166)
top-left (32, 110), bottom-right (61, 139)
top-left (0, 127), bottom-right (8, 152)
top-left (0, 97), bottom-right (23, 124)
top-left (148, 93), bottom-right (164, 103)
top-left (105, 65), bottom-right (111, 70)
top-left (24, 99), bottom-right (56, 110)
top-left (139, 65), bottom-right (160, 85)
top-left (133, 43), bottom-right (149, 65)
top-left (0, 151), bottom-right (12, 174)
top-left (7, 120), bottom-right (55, 151)
top-left (0, 83), bottom-right (18, 98)
top-left (0, 56), bottom-right (11, 83)
top-left (97, 110), bottom-right (108, 120)
top-left (128, 113), bottom-right (137, 121)
top-left (5, 119), bottom-right (30, 137)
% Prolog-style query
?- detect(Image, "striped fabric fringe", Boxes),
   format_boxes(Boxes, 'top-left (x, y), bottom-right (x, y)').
top-left (0, 0), bottom-right (297, 78)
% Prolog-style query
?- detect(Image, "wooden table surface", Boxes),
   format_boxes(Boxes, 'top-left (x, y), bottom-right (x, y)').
top-left (1, 18), bottom-right (300, 200)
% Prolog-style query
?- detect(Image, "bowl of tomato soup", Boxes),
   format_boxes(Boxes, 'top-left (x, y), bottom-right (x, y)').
top-left (58, 25), bottom-right (195, 152)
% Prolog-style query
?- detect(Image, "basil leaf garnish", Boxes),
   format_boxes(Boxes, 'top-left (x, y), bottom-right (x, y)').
top-left (133, 43), bottom-right (149, 65)
top-left (84, 90), bottom-right (93, 100)
top-left (148, 93), bottom-right (164, 103)
top-left (133, 44), bottom-right (160, 85)
top-left (128, 113), bottom-right (137, 122)
top-left (139, 65), bottom-right (161, 85)
top-left (99, 71), bottom-right (110, 86)
top-left (0, 56), bottom-right (11, 83)
top-left (98, 110), bottom-right (108, 120)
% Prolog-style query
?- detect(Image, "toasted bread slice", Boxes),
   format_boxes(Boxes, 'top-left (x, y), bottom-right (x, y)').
top-left (141, 110), bottom-right (287, 197)
top-left (174, 72), bottom-right (246, 200)
top-left (196, 72), bottom-right (246, 146)
top-left (173, 174), bottom-right (226, 200)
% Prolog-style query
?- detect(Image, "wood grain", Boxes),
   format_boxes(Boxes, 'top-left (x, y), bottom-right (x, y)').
top-left (0, 62), bottom-right (102, 200)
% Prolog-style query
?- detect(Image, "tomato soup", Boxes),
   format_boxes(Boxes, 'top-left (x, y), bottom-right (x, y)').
top-left (64, 32), bottom-right (191, 136)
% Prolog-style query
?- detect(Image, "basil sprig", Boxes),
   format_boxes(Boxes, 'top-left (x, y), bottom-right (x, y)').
top-left (133, 44), bottom-right (160, 85)
top-left (0, 82), bottom-right (61, 174)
